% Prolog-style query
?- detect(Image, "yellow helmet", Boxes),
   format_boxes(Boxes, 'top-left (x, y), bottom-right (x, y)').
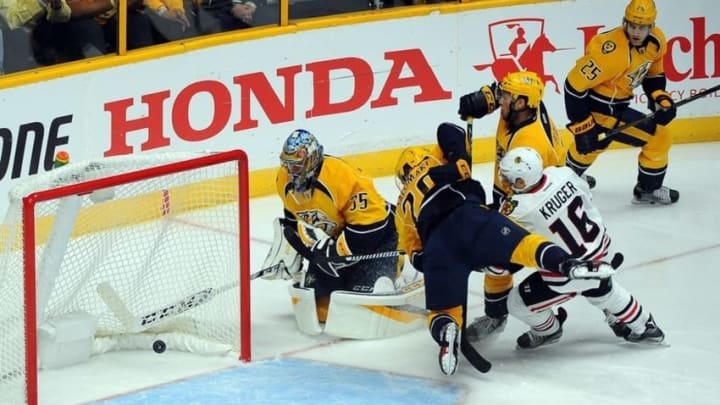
top-left (624, 0), bottom-right (656, 26)
top-left (498, 71), bottom-right (544, 109)
top-left (395, 146), bottom-right (432, 186)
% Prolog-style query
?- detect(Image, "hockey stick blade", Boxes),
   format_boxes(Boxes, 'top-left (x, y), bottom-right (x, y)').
top-left (601, 83), bottom-right (720, 140)
top-left (460, 335), bottom-right (492, 373)
top-left (97, 282), bottom-right (135, 330)
top-left (98, 281), bottom-right (237, 333)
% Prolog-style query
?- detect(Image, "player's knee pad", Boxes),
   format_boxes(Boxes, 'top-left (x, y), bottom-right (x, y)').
top-left (585, 279), bottom-right (629, 309)
top-left (581, 278), bottom-right (612, 298)
top-left (507, 286), bottom-right (552, 327)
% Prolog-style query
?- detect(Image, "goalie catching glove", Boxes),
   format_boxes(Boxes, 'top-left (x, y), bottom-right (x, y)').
top-left (260, 218), bottom-right (303, 280)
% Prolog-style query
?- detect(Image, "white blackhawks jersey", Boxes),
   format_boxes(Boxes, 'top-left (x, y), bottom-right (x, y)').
top-left (500, 166), bottom-right (611, 261)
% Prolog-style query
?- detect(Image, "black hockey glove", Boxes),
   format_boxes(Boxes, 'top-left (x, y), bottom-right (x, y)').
top-left (427, 158), bottom-right (471, 186)
top-left (309, 237), bottom-right (346, 278)
top-left (458, 83), bottom-right (498, 120)
top-left (648, 89), bottom-right (676, 126)
top-left (566, 115), bottom-right (600, 155)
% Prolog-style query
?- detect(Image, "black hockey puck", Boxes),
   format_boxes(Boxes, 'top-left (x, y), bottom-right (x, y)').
top-left (153, 340), bottom-right (166, 354)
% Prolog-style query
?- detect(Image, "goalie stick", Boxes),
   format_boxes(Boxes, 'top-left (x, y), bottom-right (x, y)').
top-left (599, 83), bottom-right (720, 141)
top-left (252, 250), bottom-right (407, 280)
top-left (97, 281), bottom-right (237, 333)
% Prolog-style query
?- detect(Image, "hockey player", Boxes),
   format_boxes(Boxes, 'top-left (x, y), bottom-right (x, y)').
top-left (262, 129), bottom-right (408, 337)
top-left (457, 71), bottom-right (567, 342)
top-left (394, 122), bottom-right (616, 375)
top-left (564, 0), bottom-right (679, 204)
top-left (497, 147), bottom-right (665, 348)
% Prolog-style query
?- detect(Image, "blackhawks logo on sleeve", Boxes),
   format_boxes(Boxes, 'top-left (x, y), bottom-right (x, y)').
top-left (500, 199), bottom-right (518, 216)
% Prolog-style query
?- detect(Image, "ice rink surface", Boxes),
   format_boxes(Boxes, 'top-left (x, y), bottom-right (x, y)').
top-left (39, 142), bottom-right (720, 405)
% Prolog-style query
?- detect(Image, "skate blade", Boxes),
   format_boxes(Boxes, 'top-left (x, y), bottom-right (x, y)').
top-left (631, 197), bottom-right (676, 206)
top-left (624, 338), bottom-right (671, 347)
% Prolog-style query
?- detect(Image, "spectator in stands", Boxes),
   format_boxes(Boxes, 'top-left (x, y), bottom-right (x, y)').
top-left (100, 0), bottom-right (158, 52)
top-left (193, 0), bottom-right (257, 34)
top-left (1, 0), bottom-right (72, 71)
top-left (145, 0), bottom-right (197, 42)
top-left (30, 0), bottom-right (111, 66)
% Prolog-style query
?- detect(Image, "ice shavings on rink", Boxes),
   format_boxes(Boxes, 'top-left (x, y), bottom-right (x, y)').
top-left (91, 358), bottom-right (465, 405)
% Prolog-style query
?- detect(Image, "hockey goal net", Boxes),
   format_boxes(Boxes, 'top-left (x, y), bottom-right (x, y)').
top-left (0, 150), bottom-right (250, 405)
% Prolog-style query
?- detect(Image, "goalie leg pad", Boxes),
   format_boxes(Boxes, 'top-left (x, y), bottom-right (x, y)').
top-left (323, 279), bottom-right (426, 339)
top-left (287, 284), bottom-right (323, 335)
top-left (262, 218), bottom-right (302, 280)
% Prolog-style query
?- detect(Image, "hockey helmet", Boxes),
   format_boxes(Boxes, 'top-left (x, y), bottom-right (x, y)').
top-left (498, 71), bottom-right (545, 109)
top-left (499, 147), bottom-right (544, 193)
top-left (624, 0), bottom-right (656, 26)
top-left (280, 129), bottom-right (324, 193)
top-left (394, 146), bottom-right (432, 187)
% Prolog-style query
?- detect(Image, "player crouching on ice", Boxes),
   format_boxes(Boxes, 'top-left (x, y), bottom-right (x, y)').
top-left (261, 129), bottom-right (424, 339)
top-left (394, 123), bottom-right (618, 376)
top-left (485, 147), bottom-right (665, 348)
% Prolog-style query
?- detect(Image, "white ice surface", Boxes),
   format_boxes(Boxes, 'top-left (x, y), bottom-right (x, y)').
top-left (38, 143), bottom-right (720, 405)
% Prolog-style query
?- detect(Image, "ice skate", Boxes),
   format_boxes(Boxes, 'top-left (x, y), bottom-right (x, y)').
top-left (517, 307), bottom-right (567, 349)
top-left (632, 184), bottom-right (679, 205)
top-left (624, 314), bottom-right (666, 344)
top-left (603, 309), bottom-right (631, 338)
top-left (465, 315), bottom-right (507, 343)
top-left (430, 315), bottom-right (460, 375)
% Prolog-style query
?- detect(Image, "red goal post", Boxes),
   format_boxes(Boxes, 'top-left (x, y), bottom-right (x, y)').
top-left (0, 150), bottom-right (251, 405)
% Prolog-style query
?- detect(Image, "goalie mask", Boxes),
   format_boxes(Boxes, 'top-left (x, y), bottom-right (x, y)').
top-left (499, 147), bottom-right (543, 193)
top-left (280, 129), bottom-right (324, 193)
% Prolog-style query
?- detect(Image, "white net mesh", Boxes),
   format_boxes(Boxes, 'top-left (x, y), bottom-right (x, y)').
top-left (0, 151), bottom-right (247, 405)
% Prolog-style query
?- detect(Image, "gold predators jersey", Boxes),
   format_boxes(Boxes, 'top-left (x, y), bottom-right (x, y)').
top-left (494, 101), bottom-right (565, 200)
top-left (276, 155), bottom-right (390, 239)
top-left (566, 26), bottom-right (667, 101)
top-left (394, 145), bottom-right (446, 261)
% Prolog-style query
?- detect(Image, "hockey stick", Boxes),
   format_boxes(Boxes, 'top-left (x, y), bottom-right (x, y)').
top-left (461, 335), bottom-right (492, 373)
top-left (600, 83), bottom-right (720, 141)
top-left (329, 249), bottom-right (406, 263)
top-left (459, 299), bottom-right (492, 374)
top-left (98, 280), bottom-right (237, 333)
top-left (466, 117), bottom-right (474, 158)
top-left (252, 250), bottom-right (407, 280)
